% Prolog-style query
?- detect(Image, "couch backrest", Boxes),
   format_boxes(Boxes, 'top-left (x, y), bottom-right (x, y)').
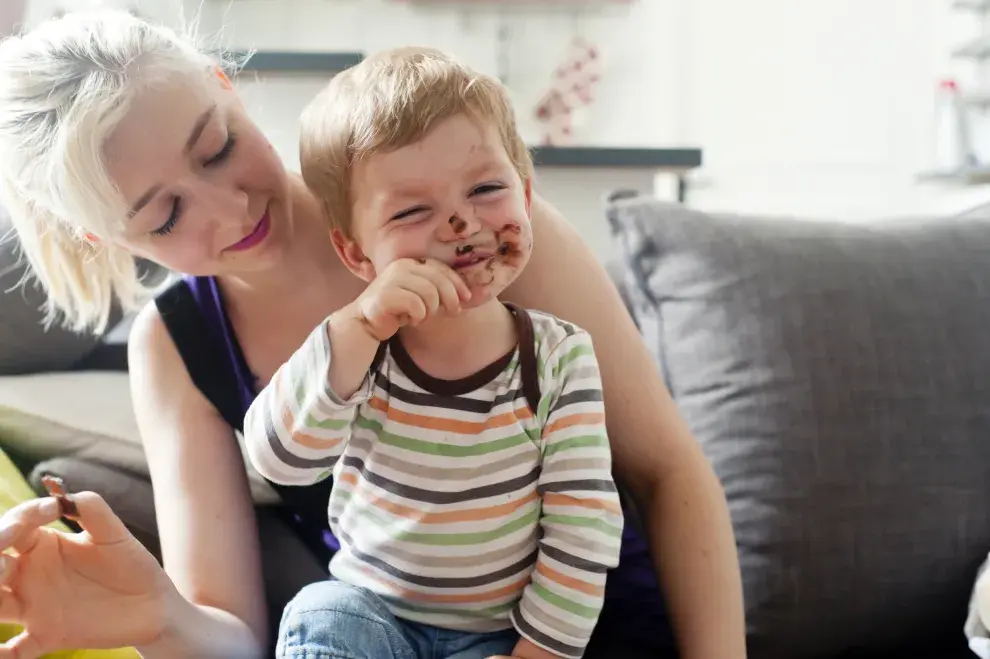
top-left (606, 194), bottom-right (990, 658)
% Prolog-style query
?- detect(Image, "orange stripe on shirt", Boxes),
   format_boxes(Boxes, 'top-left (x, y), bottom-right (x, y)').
top-left (368, 396), bottom-right (533, 433)
top-left (535, 561), bottom-right (605, 598)
top-left (278, 377), bottom-right (345, 450)
top-left (543, 412), bottom-right (605, 436)
top-left (543, 492), bottom-right (622, 515)
top-left (341, 477), bottom-right (540, 523)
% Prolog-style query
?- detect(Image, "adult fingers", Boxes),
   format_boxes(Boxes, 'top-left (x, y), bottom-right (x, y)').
top-left (63, 492), bottom-right (131, 546)
top-left (0, 630), bottom-right (43, 659)
top-left (0, 561), bottom-right (23, 622)
top-left (0, 499), bottom-right (60, 555)
top-left (0, 554), bottom-right (15, 589)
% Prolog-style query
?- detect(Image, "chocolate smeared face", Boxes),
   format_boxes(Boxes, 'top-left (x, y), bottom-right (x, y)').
top-left (346, 114), bottom-right (534, 303)
top-left (450, 219), bottom-right (532, 305)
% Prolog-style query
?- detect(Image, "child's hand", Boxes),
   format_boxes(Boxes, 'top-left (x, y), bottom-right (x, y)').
top-left (355, 258), bottom-right (472, 340)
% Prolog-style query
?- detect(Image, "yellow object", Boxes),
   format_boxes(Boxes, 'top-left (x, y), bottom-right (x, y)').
top-left (0, 447), bottom-right (140, 658)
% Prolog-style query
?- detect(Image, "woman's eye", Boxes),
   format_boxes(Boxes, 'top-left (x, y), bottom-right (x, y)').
top-left (205, 134), bottom-right (237, 166)
top-left (151, 198), bottom-right (181, 237)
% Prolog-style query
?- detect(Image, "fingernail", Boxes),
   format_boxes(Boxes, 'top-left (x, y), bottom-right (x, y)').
top-left (40, 497), bottom-right (60, 516)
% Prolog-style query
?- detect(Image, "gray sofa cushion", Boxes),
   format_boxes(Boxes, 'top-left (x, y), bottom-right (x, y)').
top-left (606, 195), bottom-right (990, 659)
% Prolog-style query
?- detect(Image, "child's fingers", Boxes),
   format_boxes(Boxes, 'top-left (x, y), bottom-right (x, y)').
top-left (397, 275), bottom-right (441, 318)
top-left (414, 267), bottom-right (464, 314)
top-left (393, 289), bottom-right (428, 326)
top-left (418, 259), bottom-right (472, 302)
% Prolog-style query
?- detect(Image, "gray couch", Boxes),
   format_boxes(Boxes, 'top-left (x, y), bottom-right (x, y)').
top-left (605, 194), bottom-right (990, 659)
top-left (4, 195), bottom-right (990, 658)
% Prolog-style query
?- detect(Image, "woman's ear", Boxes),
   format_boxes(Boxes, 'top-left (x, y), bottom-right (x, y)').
top-left (331, 229), bottom-right (376, 282)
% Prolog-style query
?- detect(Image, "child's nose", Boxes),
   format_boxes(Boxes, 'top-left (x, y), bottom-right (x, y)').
top-left (441, 212), bottom-right (482, 239)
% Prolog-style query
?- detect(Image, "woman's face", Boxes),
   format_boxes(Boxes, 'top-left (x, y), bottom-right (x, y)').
top-left (103, 69), bottom-right (293, 277)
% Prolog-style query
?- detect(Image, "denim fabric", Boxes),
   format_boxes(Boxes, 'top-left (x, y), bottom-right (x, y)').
top-left (277, 580), bottom-right (519, 659)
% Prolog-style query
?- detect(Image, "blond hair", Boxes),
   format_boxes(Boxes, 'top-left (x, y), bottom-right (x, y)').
top-left (0, 10), bottom-right (227, 333)
top-left (299, 46), bottom-right (534, 235)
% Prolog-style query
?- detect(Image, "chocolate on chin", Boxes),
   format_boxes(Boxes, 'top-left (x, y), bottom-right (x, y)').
top-left (41, 474), bottom-right (79, 518)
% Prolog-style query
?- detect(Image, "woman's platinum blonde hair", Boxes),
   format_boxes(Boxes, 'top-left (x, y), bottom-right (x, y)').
top-left (0, 10), bottom-right (229, 333)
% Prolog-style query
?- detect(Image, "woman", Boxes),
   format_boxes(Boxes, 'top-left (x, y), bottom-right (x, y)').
top-left (0, 10), bottom-right (745, 659)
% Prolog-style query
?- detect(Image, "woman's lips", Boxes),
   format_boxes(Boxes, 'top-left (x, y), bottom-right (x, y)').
top-left (225, 208), bottom-right (271, 252)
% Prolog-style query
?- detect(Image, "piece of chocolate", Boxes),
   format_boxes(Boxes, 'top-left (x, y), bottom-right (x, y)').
top-left (41, 475), bottom-right (79, 518)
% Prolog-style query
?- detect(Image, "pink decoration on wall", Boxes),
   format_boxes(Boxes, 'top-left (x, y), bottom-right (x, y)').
top-left (533, 37), bottom-right (602, 145)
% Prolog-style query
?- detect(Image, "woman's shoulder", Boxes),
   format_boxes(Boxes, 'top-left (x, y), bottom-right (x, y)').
top-left (127, 297), bottom-right (184, 377)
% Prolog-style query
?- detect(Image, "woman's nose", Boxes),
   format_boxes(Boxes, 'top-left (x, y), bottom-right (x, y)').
top-left (205, 185), bottom-right (250, 219)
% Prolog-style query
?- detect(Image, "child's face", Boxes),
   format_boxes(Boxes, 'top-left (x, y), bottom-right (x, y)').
top-left (338, 113), bottom-right (533, 308)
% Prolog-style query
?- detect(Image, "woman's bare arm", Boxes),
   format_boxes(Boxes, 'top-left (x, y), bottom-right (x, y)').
top-left (127, 303), bottom-right (267, 658)
top-left (503, 194), bottom-right (747, 659)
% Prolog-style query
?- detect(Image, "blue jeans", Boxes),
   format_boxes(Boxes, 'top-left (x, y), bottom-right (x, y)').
top-left (277, 580), bottom-right (520, 659)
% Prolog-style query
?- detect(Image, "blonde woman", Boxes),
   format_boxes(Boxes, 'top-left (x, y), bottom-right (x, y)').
top-left (0, 10), bottom-right (745, 659)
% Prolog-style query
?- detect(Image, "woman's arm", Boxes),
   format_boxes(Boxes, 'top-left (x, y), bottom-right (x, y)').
top-left (503, 194), bottom-right (747, 659)
top-left (127, 304), bottom-right (267, 658)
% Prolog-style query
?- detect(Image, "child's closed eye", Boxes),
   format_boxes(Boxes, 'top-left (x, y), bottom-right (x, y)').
top-left (471, 183), bottom-right (505, 196)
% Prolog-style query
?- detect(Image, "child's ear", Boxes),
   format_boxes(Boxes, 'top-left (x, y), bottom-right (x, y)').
top-left (523, 178), bottom-right (533, 216)
top-left (331, 229), bottom-right (377, 282)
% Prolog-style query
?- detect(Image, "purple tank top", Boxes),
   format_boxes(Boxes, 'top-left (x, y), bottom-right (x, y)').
top-left (184, 274), bottom-right (674, 652)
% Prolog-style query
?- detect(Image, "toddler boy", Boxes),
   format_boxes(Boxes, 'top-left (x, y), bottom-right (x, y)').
top-left (243, 46), bottom-right (623, 659)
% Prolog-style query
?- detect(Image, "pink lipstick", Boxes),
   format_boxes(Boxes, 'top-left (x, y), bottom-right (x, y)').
top-left (226, 208), bottom-right (271, 252)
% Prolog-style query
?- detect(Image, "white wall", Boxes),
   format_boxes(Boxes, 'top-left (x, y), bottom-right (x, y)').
top-left (190, 0), bottom-right (684, 149)
top-left (681, 0), bottom-right (990, 220)
top-left (185, 0), bottom-right (689, 260)
top-left (23, 0), bottom-right (988, 242)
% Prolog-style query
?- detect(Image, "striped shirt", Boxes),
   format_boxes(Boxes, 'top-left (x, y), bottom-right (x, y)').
top-left (243, 305), bottom-right (623, 658)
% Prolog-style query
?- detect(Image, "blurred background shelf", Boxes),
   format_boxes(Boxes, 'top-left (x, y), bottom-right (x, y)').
top-left (952, 36), bottom-right (990, 59)
top-left (232, 51), bottom-right (365, 73)
top-left (952, 0), bottom-right (990, 10)
top-left (529, 146), bottom-right (701, 169)
top-left (917, 165), bottom-right (990, 184)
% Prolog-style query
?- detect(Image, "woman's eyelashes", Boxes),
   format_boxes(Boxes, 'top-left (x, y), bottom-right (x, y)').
top-left (388, 183), bottom-right (507, 222)
top-left (148, 134), bottom-right (238, 237)
top-left (152, 198), bottom-right (180, 237)
top-left (205, 134), bottom-right (237, 166)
